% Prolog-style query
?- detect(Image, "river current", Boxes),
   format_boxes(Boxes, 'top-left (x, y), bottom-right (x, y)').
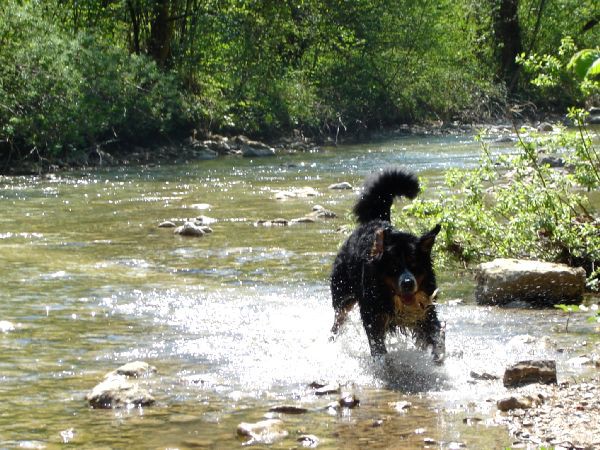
top-left (1, 134), bottom-right (596, 449)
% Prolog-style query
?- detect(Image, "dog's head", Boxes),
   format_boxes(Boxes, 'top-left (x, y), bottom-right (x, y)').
top-left (369, 224), bottom-right (441, 305)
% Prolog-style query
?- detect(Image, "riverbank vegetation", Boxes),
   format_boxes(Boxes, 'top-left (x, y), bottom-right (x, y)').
top-left (1, 0), bottom-right (598, 170)
top-left (399, 41), bottom-right (599, 290)
top-left (401, 112), bottom-right (600, 290)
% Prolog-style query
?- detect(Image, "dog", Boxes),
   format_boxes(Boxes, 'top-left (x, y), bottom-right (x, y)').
top-left (330, 168), bottom-right (445, 363)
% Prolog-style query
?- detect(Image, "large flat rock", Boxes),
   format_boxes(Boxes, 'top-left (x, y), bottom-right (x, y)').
top-left (475, 259), bottom-right (585, 306)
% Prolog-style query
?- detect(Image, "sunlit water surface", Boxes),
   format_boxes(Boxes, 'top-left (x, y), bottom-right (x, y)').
top-left (1, 136), bottom-right (596, 449)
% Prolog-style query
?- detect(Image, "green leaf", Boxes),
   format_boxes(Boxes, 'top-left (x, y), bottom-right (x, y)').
top-left (567, 49), bottom-right (600, 80)
top-left (586, 58), bottom-right (600, 79)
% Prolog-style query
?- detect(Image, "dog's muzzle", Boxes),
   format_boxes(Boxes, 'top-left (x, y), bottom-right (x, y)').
top-left (398, 271), bottom-right (418, 304)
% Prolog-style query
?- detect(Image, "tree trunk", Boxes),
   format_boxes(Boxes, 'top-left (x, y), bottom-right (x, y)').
top-left (491, 0), bottom-right (522, 91)
top-left (126, 0), bottom-right (141, 54)
top-left (148, 0), bottom-right (173, 67)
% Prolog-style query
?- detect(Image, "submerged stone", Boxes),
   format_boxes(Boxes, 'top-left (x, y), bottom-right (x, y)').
top-left (268, 405), bottom-right (309, 414)
top-left (236, 418), bottom-right (288, 444)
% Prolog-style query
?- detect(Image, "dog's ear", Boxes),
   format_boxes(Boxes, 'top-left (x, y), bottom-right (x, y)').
top-left (370, 228), bottom-right (386, 260)
top-left (419, 223), bottom-right (441, 253)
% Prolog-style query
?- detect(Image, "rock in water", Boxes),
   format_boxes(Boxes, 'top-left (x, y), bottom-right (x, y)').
top-left (158, 220), bottom-right (177, 228)
top-left (503, 360), bottom-right (557, 387)
top-left (236, 419), bottom-right (288, 444)
top-left (174, 221), bottom-right (206, 237)
top-left (328, 181), bottom-right (353, 190)
top-left (87, 361), bottom-right (157, 409)
top-left (108, 361), bottom-right (157, 378)
top-left (297, 434), bottom-right (320, 448)
top-left (475, 259), bottom-right (585, 306)
top-left (86, 375), bottom-right (155, 409)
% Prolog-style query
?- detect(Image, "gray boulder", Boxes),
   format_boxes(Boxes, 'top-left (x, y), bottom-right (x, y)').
top-left (236, 135), bottom-right (276, 157)
top-left (537, 122), bottom-right (554, 132)
top-left (538, 155), bottom-right (565, 168)
top-left (192, 145), bottom-right (218, 160)
top-left (86, 361), bottom-right (157, 409)
top-left (202, 139), bottom-right (231, 155)
top-left (241, 144), bottom-right (276, 157)
top-left (587, 115), bottom-right (600, 125)
top-left (475, 259), bottom-right (585, 306)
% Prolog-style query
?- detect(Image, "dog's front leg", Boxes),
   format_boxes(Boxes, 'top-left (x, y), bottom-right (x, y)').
top-left (359, 307), bottom-right (388, 356)
top-left (415, 307), bottom-right (446, 364)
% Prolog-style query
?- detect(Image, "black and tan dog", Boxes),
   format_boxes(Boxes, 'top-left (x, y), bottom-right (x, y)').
top-left (330, 168), bottom-right (445, 362)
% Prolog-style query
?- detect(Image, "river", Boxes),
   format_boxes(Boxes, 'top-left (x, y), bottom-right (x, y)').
top-left (0, 134), bottom-right (596, 449)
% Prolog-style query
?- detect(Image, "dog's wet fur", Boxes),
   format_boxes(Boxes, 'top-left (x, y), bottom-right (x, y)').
top-left (330, 168), bottom-right (445, 362)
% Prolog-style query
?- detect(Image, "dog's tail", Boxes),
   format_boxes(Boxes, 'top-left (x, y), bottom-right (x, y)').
top-left (353, 168), bottom-right (420, 224)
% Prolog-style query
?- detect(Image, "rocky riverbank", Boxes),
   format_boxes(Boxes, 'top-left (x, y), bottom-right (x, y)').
top-left (496, 372), bottom-right (600, 449)
top-left (6, 109), bottom-right (598, 176)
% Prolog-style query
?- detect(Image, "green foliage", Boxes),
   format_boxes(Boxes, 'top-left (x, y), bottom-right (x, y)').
top-left (1, 0), bottom-right (600, 167)
top-left (517, 37), bottom-right (600, 104)
top-left (567, 49), bottom-right (600, 80)
top-left (399, 116), bottom-right (600, 289)
top-left (0, 1), bottom-right (185, 163)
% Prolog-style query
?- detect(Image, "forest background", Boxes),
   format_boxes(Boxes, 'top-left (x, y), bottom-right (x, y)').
top-left (0, 0), bottom-right (598, 169)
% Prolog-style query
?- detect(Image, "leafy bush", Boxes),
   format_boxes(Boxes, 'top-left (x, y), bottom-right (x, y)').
top-left (0, 1), bottom-right (186, 164)
top-left (400, 113), bottom-right (600, 289)
top-left (517, 37), bottom-right (600, 106)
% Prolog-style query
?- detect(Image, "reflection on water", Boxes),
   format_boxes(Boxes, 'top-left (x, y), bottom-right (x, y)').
top-left (0, 135), bottom-right (593, 448)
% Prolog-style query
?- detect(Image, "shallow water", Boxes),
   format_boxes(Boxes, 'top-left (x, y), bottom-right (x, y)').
top-left (1, 135), bottom-right (597, 449)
